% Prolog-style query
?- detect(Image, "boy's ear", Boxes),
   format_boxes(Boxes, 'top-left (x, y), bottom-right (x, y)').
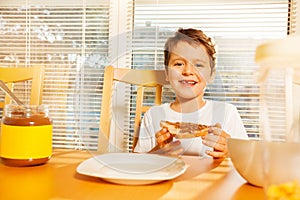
top-left (165, 70), bottom-right (169, 82)
top-left (207, 71), bottom-right (216, 84)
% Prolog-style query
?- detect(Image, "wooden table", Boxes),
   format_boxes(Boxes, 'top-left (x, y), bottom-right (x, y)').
top-left (0, 149), bottom-right (264, 200)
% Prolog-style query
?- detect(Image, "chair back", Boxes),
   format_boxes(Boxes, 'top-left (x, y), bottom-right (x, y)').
top-left (98, 65), bottom-right (169, 152)
top-left (0, 66), bottom-right (45, 108)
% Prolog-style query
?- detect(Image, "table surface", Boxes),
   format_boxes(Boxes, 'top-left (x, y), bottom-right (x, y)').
top-left (0, 149), bottom-right (264, 200)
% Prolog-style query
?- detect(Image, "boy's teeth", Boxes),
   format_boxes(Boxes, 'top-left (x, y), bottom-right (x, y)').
top-left (182, 80), bottom-right (195, 84)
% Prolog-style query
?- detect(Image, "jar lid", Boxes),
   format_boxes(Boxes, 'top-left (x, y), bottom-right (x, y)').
top-left (255, 35), bottom-right (300, 67)
top-left (255, 35), bottom-right (300, 83)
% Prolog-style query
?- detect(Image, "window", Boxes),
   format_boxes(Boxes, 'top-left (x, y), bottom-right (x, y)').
top-left (125, 0), bottom-right (296, 151)
top-left (0, 0), bottom-right (112, 150)
top-left (0, 0), bottom-right (297, 152)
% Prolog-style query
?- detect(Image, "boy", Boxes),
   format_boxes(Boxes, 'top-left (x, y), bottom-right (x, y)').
top-left (134, 28), bottom-right (248, 158)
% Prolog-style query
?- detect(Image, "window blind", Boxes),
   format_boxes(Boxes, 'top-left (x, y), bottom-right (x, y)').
top-left (0, 0), bottom-right (112, 150)
top-left (124, 0), bottom-right (297, 151)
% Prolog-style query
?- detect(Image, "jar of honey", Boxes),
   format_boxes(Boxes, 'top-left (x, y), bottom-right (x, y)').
top-left (0, 104), bottom-right (52, 166)
top-left (256, 36), bottom-right (300, 199)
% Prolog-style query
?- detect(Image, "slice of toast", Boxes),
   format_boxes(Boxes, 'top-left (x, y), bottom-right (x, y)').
top-left (160, 120), bottom-right (209, 139)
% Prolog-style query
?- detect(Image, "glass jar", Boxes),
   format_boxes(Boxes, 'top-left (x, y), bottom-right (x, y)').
top-left (0, 104), bottom-right (52, 166)
top-left (256, 36), bottom-right (300, 199)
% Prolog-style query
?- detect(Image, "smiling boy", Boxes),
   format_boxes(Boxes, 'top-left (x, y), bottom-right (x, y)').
top-left (134, 28), bottom-right (248, 158)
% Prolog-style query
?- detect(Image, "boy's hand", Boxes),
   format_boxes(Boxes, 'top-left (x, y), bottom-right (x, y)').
top-left (156, 127), bottom-right (173, 147)
top-left (201, 123), bottom-right (230, 158)
top-left (149, 127), bottom-right (183, 156)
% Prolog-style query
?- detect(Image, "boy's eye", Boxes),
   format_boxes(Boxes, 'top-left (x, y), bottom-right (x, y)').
top-left (195, 64), bottom-right (204, 68)
top-left (174, 62), bottom-right (184, 67)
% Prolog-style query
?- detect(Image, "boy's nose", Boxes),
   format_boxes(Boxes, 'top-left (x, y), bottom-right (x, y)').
top-left (182, 63), bottom-right (195, 75)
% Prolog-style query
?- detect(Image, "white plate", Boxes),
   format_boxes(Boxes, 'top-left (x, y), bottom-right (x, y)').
top-left (76, 153), bottom-right (187, 185)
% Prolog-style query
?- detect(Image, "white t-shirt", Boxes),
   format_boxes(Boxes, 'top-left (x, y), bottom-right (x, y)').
top-left (134, 100), bottom-right (248, 156)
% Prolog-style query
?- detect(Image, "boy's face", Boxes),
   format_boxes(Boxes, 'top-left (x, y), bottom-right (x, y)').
top-left (166, 41), bottom-right (212, 101)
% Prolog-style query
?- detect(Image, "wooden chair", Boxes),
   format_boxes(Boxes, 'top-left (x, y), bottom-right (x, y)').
top-left (98, 65), bottom-right (169, 153)
top-left (0, 66), bottom-right (45, 108)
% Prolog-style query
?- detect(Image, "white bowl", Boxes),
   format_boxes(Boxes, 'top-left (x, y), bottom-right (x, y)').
top-left (227, 138), bottom-right (263, 187)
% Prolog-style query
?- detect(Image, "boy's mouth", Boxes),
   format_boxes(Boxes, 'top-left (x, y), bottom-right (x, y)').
top-left (179, 80), bottom-right (198, 85)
